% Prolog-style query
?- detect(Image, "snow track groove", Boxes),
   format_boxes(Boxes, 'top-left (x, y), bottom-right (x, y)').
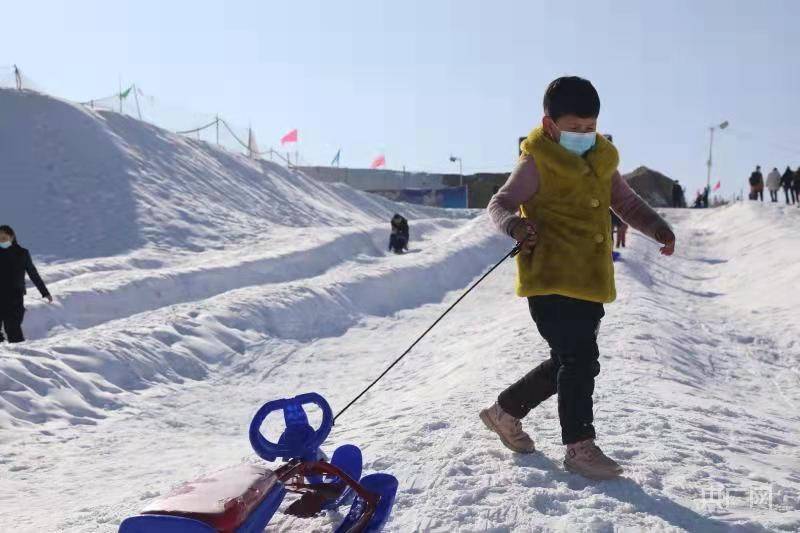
top-left (24, 218), bottom-right (462, 341)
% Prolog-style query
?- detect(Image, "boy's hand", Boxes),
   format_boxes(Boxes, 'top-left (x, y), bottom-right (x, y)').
top-left (655, 228), bottom-right (676, 256)
top-left (511, 218), bottom-right (538, 255)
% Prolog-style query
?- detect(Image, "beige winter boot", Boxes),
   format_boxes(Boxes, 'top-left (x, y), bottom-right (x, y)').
top-left (564, 439), bottom-right (624, 480)
top-left (479, 402), bottom-right (536, 453)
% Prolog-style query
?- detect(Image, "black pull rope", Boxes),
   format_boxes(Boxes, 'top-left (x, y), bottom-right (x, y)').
top-left (333, 243), bottom-right (521, 424)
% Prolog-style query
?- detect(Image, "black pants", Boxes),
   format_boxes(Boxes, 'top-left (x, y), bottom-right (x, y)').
top-left (769, 190), bottom-right (778, 202)
top-left (0, 296), bottom-right (25, 343)
top-left (785, 188), bottom-right (796, 205)
top-left (389, 234), bottom-right (408, 253)
top-left (498, 295), bottom-right (604, 444)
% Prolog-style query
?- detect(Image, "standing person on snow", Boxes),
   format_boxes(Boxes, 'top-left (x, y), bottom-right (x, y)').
top-left (793, 167), bottom-right (800, 206)
top-left (782, 166), bottom-right (798, 205)
top-left (671, 180), bottom-right (684, 208)
top-left (749, 166), bottom-right (764, 202)
top-left (610, 211), bottom-right (628, 248)
top-left (766, 167), bottom-right (781, 202)
top-left (481, 77), bottom-right (675, 480)
top-left (0, 225), bottom-right (53, 343)
top-left (389, 214), bottom-right (409, 254)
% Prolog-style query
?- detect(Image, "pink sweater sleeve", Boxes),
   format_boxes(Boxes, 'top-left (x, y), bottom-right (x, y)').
top-left (487, 156), bottom-right (539, 236)
top-left (488, 161), bottom-right (671, 242)
top-left (610, 172), bottom-right (671, 240)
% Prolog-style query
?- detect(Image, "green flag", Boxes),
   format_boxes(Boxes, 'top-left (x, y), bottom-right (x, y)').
top-left (120, 85), bottom-right (133, 99)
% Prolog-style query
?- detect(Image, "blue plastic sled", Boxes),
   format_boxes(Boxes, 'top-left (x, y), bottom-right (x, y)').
top-left (119, 393), bottom-right (398, 533)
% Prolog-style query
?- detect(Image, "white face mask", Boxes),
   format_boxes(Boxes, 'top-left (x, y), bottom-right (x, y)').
top-left (0, 241), bottom-right (11, 249)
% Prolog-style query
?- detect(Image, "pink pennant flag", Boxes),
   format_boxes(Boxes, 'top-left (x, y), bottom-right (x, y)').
top-left (713, 180), bottom-right (721, 191)
top-left (280, 129), bottom-right (298, 145)
top-left (370, 154), bottom-right (386, 169)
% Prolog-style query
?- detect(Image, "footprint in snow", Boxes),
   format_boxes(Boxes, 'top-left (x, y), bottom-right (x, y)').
top-left (421, 420), bottom-right (449, 432)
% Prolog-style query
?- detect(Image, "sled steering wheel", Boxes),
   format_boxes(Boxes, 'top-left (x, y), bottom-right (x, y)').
top-left (249, 393), bottom-right (333, 462)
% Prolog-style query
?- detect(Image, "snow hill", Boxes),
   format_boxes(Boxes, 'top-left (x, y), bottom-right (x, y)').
top-left (1, 88), bottom-right (799, 532)
top-left (1, 88), bottom-right (467, 261)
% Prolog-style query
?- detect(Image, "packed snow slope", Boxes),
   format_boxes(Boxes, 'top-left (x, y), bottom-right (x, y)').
top-left (3, 200), bottom-right (799, 532)
top-left (1, 87), bottom-right (799, 531)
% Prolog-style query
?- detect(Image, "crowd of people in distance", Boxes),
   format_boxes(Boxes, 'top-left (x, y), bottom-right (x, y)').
top-left (748, 165), bottom-right (800, 204)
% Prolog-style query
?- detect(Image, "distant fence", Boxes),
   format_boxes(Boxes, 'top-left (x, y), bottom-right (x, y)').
top-left (369, 186), bottom-right (469, 208)
top-left (0, 65), bottom-right (295, 167)
top-left (299, 165), bottom-right (509, 208)
top-left (297, 165), bottom-right (446, 191)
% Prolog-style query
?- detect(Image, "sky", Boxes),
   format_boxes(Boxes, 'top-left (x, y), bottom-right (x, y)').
top-left (2, 0), bottom-right (799, 197)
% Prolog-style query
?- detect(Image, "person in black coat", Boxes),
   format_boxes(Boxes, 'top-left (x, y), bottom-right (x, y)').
top-left (792, 168), bottom-right (800, 206)
top-left (389, 214), bottom-right (410, 254)
top-left (748, 166), bottom-right (764, 202)
top-left (0, 225), bottom-right (52, 343)
top-left (671, 180), bottom-right (685, 208)
top-left (780, 167), bottom-right (796, 205)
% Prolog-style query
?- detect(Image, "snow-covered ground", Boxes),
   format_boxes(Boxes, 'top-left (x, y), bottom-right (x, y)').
top-left (1, 89), bottom-right (799, 532)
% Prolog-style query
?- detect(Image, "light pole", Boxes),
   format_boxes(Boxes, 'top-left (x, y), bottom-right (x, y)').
top-left (449, 155), bottom-right (463, 186)
top-left (450, 154), bottom-right (469, 207)
top-left (706, 120), bottom-right (729, 191)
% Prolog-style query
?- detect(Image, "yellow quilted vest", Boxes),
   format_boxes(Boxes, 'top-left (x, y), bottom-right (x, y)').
top-left (516, 127), bottom-right (619, 303)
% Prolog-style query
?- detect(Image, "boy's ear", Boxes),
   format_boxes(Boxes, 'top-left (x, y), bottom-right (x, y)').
top-left (542, 116), bottom-right (559, 142)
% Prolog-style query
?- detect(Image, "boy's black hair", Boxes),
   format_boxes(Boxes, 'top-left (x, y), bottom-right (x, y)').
top-left (0, 225), bottom-right (17, 244)
top-left (543, 76), bottom-right (600, 120)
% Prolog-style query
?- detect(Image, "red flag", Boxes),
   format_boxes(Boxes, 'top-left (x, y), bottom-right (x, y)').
top-left (370, 154), bottom-right (386, 169)
top-left (713, 180), bottom-right (721, 191)
top-left (280, 129), bottom-right (298, 145)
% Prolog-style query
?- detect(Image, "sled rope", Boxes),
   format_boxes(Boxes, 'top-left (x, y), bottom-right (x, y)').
top-left (333, 243), bottom-right (522, 424)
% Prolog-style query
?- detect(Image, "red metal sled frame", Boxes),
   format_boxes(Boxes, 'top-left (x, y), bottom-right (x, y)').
top-left (275, 459), bottom-right (379, 532)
